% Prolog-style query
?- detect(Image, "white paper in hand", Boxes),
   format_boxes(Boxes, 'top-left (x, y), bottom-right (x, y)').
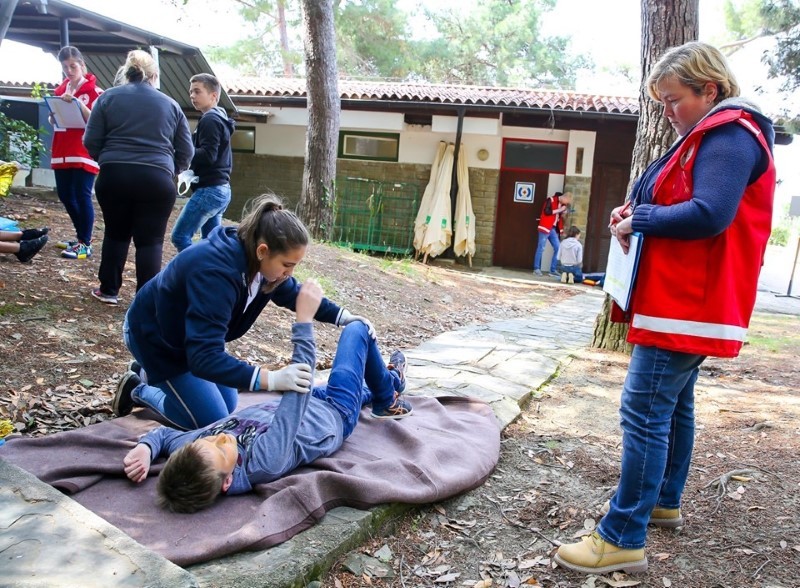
top-left (603, 232), bottom-right (643, 311)
top-left (177, 170), bottom-right (199, 195)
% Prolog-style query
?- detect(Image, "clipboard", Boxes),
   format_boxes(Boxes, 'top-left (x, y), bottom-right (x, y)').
top-left (603, 232), bottom-right (643, 312)
top-left (44, 95), bottom-right (86, 129)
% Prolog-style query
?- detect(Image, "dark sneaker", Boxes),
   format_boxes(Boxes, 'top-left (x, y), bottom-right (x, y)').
top-left (20, 226), bottom-right (49, 240)
top-left (388, 350), bottom-right (407, 393)
top-left (128, 359), bottom-right (142, 377)
top-left (548, 271), bottom-right (561, 278)
top-left (15, 235), bottom-right (49, 263)
top-left (91, 288), bottom-right (119, 305)
top-left (113, 371), bottom-right (141, 417)
top-left (372, 396), bottom-right (412, 419)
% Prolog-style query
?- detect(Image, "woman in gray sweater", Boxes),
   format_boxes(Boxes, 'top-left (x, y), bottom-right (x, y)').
top-left (84, 49), bottom-right (193, 306)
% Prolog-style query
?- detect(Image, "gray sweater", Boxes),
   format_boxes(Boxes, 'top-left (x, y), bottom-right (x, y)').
top-left (84, 81), bottom-right (194, 175)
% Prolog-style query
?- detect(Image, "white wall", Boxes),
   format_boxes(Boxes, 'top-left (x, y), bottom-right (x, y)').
top-left (243, 105), bottom-right (597, 178)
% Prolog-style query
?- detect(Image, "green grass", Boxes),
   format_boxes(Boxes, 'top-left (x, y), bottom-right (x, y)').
top-left (292, 266), bottom-right (339, 299)
top-left (378, 257), bottom-right (417, 277)
top-left (746, 313), bottom-right (800, 353)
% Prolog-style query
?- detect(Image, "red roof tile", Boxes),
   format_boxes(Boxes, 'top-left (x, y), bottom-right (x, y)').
top-left (226, 78), bottom-right (640, 115)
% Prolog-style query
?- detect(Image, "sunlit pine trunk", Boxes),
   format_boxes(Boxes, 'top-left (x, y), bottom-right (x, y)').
top-left (297, 0), bottom-right (340, 239)
top-left (591, 0), bottom-right (699, 352)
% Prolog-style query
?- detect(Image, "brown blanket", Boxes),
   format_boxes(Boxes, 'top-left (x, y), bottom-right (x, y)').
top-left (0, 394), bottom-right (499, 567)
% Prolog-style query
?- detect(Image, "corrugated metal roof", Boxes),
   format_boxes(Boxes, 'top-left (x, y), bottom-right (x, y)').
top-left (228, 78), bottom-right (641, 115)
top-left (3, 0), bottom-right (236, 114)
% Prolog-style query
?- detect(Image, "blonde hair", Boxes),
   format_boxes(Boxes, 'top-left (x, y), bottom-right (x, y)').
top-left (646, 41), bottom-right (740, 104)
top-left (115, 50), bottom-right (158, 86)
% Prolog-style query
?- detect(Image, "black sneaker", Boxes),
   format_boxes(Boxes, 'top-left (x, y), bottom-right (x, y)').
top-left (371, 396), bottom-right (412, 420)
top-left (388, 350), bottom-right (407, 393)
top-left (15, 235), bottom-right (49, 263)
top-left (113, 371), bottom-right (141, 417)
top-left (128, 360), bottom-right (142, 377)
top-left (20, 227), bottom-right (49, 240)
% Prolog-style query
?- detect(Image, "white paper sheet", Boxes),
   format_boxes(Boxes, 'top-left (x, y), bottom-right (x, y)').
top-left (603, 232), bottom-right (643, 311)
top-left (44, 96), bottom-right (86, 129)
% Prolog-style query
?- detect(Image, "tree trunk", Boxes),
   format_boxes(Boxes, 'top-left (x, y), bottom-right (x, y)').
top-left (591, 0), bottom-right (699, 351)
top-left (277, 0), bottom-right (294, 77)
top-left (297, 0), bottom-right (339, 239)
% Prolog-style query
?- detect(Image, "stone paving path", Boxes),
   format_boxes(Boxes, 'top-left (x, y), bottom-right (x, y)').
top-left (1, 290), bottom-right (605, 587)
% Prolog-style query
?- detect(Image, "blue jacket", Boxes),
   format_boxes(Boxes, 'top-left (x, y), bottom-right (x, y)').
top-left (126, 225), bottom-right (342, 389)
top-left (138, 322), bottom-right (344, 494)
top-left (84, 81), bottom-right (194, 176)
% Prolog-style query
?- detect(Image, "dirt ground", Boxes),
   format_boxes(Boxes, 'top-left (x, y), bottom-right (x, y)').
top-left (3, 190), bottom-right (800, 588)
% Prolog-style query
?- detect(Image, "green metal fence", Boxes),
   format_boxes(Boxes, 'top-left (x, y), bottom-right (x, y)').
top-left (332, 177), bottom-right (419, 254)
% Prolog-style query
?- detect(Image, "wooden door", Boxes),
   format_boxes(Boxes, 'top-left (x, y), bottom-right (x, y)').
top-left (493, 170), bottom-right (550, 268)
top-left (585, 163), bottom-right (630, 272)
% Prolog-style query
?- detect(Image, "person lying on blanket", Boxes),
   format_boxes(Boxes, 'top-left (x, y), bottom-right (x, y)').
top-left (122, 279), bottom-right (412, 513)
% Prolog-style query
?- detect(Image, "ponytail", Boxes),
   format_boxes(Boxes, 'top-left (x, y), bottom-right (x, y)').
top-left (237, 193), bottom-right (310, 281)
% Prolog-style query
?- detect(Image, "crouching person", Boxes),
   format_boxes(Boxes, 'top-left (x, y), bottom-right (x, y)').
top-left (122, 280), bottom-right (411, 513)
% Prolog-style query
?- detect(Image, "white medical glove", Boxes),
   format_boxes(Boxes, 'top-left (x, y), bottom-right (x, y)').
top-left (266, 363), bottom-right (312, 393)
top-left (336, 309), bottom-right (376, 339)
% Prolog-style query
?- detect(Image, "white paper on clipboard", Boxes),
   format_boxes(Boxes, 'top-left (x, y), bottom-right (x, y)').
top-left (602, 232), bottom-right (643, 311)
top-left (44, 96), bottom-right (86, 129)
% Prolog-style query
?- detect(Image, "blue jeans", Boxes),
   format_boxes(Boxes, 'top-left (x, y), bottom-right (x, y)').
top-left (171, 184), bottom-right (232, 251)
top-left (54, 168), bottom-right (95, 244)
top-left (558, 264), bottom-right (583, 282)
top-left (533, 228), bottom-right (560, 273)
top-left (123, 314), bottom-right (237, 430)
top-left (597, 345), bottom-right (706, 549)
top-left (311, 322), bottom-right (402, 438)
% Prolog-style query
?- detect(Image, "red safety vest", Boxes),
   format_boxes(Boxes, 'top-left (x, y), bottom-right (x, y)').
top-left (50, 73), bottom-right (101, 174)
top-left (538, 195), bottom-right (564, 234)
top-left (627, 109), bottom-right (775, 358)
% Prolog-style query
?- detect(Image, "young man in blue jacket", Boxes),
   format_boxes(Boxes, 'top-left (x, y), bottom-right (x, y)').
top-left (171, 73), bottom-right (236, 251)
top-left (122, 280), bottom-right (412, 513)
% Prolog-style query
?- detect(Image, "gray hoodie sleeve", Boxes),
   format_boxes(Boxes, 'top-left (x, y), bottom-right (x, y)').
top-left (243, 322), bottom-right (317, 483)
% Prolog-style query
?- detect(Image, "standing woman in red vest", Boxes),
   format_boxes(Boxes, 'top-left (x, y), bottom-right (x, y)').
top-left (555, 41), bottom-right (776, 574)
top-left (50, 46), bottom-right (102, 260)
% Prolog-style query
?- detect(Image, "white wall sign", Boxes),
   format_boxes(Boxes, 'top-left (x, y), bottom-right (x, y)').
top-left (514, 182), bottom-right (535, 203)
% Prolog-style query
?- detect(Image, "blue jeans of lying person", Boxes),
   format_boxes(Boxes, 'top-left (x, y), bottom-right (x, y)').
top-left (171, 184), bottom-right (232, 252)
top-left (597, 345), bottom-right (705, 549)
top-left (124, 319), bottom-right (403, 433)
top-left (311, 322), bottom-right (404, 438)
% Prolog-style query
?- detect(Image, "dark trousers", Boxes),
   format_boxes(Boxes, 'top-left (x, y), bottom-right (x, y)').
top-left (95, 163), bottom-right (176, 296)
top-left (54, 168), bottom-right (96, 244)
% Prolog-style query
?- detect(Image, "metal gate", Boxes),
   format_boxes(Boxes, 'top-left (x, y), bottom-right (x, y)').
top-left (332, 177), bottom-right (419, 254)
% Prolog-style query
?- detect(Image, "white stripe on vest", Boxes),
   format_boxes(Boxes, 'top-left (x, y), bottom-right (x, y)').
top-left (51, 156), bottom-right (99, 169)
top-left (632, 314), bottom-right (748, 341)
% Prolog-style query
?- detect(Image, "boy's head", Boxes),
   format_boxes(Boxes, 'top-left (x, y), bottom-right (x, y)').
top-left (567, 226), bottom-right (581, 239)
top-left (558, 191), bottom-right (573, 205)
top-left (156, 433), bottom-right (238, 513)
top-left (189, 73), bottom-right (221, 113)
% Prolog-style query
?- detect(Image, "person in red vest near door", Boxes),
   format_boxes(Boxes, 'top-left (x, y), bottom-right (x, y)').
top-left (533, 191), bottom-right (572, 277)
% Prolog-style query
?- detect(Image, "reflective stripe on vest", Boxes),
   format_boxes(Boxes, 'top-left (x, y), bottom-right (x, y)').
top-left (631, 313), bottom-right (748, 342)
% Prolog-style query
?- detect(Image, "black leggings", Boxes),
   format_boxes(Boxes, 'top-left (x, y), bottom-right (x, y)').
top-left (95, 163), bottom-right (176, 296)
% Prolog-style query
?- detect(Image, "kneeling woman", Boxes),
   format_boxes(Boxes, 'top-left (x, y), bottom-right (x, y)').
top-left (113, 193), bottom-right (374, 430)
